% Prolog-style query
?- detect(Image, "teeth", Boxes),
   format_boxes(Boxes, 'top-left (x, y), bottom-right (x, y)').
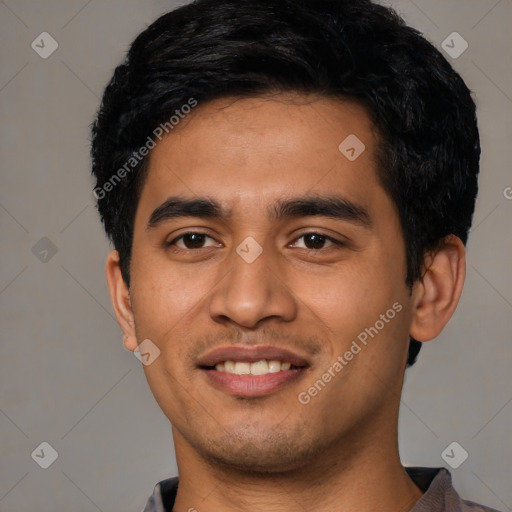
top-left (250, 360), bottom-right (268, 375)
top-left (224, 360), bottom-right (235, 373)
top-left (214, 359), bottom-right (296, 375)
top-left (268, 360), bottom-right (281, 373)
top-left (234, 362), bottom-right (251, 375)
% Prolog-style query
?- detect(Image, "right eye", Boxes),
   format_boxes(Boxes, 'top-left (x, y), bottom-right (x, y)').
top-left (166, 232), bottom-right (221, 251)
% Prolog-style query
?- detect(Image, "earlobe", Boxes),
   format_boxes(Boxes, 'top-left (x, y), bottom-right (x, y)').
top-left (409, 235), bottom-right (466, 342)
top-left (105, 250), bottom-right (138, 352)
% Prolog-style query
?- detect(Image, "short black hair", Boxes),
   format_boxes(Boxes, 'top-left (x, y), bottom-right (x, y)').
top-left (90, 0), bottom-right (480, 367)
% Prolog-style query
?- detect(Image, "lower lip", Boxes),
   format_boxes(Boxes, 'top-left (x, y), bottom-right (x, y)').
top-left (200, 368), bottom-right (307, 397)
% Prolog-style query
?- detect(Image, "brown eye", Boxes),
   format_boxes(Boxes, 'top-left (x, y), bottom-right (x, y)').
top-left (303, 233), bottom-right (328, 249)
top-left (167, 232), bottom-right (218, 250)
top-left (291, 233), bottom-right (341, 250)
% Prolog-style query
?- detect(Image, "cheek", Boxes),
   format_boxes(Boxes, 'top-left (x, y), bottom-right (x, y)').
top-left (130, 261), bottom-right (207, 423)
top-left (291, 251), bottom-right (409, 363)
top-left (130, 249), bottom-right (207, 327)
top-left (129, 252), bottom-right (225, 373)
top-left (291, 260), bottom-right (390, 327)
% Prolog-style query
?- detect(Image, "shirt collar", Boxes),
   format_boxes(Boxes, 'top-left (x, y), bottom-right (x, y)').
top-left (144, 467), bottom-right (460, 512)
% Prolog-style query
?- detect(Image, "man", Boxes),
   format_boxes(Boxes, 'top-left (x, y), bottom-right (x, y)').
top-left (90, 0), bottom-right (499, 510)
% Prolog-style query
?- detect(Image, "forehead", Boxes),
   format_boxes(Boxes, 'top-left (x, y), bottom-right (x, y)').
top-left (137, 93), bottom-right (385, 222)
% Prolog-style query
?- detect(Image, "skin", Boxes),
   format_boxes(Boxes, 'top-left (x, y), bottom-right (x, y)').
top-left (106, 93), bottom-right (466, 512)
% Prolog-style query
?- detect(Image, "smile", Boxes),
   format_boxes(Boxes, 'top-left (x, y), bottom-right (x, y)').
top-left (197, 345), bottom-right (311, 397)
top-left (212, 359), bottom-right (294, 375)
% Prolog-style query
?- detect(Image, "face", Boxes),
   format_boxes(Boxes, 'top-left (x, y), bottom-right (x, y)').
top-left (125, 94), bottom-right (415, 473)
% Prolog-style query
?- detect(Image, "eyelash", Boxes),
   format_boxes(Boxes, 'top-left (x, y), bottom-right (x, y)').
top-left (166, 231), bottom-right (345, 252)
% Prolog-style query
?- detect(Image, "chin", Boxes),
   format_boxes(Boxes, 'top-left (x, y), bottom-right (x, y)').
top-left (202, 445), bottom-right (313, 475)
top-left (188, 421), bottom-right (327, 475)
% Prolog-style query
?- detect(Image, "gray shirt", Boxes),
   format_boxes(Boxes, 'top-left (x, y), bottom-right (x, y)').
top-left (142, 467), bottom-right (502, 512)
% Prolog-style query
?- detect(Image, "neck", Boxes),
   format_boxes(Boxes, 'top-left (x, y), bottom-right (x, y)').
top-left (171, 417), bottom-right (423, 512)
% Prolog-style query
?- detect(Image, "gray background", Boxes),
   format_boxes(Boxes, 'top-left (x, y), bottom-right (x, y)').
top-left (0, 0), bottom-right (511, 511)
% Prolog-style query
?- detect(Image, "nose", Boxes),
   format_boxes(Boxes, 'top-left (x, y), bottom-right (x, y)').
top-left (208, 238), bottom-right (298, 329)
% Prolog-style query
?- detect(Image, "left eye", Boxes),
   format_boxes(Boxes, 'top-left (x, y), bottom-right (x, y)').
top-left (290, 233), bottom-right (340, 250)
top-left (167, 232), bottom-right (341, 251)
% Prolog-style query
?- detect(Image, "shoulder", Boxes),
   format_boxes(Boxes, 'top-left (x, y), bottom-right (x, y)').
top-left (406, 467), bottom-right (503, 512)
top-left (144, 470), bottom-right (502, 512)
top-left (142, 476), bottom-right (179, 512)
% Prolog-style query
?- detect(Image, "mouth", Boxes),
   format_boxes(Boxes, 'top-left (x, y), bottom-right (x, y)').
top-left (197, 346), bottom-right (311, 398)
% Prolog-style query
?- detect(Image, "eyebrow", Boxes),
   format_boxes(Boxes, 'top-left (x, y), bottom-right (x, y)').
top-left (146, 195), bottom-right (372, 230)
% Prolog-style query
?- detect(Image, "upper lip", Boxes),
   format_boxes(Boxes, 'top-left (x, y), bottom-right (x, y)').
top-left (197, 345), bottom-right (311, 368)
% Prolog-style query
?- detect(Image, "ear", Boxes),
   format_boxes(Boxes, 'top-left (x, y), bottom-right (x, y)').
top-left (105, 250), bottom-right (138, 352)
top-left (409, 235), bottom-right (466, 342)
